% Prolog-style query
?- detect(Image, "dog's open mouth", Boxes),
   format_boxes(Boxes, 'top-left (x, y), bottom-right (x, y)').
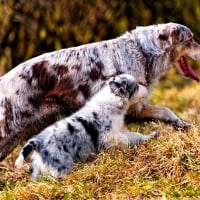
top-left (178, 57), bottom-right (200, 82)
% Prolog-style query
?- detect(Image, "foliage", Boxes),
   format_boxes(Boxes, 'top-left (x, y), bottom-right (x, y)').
top-left (0, 0), bottom-right (199, 74)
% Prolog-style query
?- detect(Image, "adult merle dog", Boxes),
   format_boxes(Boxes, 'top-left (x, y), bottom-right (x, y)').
top-left (0, 22), bottom-right (200, 161)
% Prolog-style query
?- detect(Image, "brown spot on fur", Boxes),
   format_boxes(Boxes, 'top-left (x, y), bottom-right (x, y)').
top-left (53, 64), bottom-right (69, 76)
top-left (89, 66), bottom-right (101, 81)
top-left (20, 110), bottom-right (33, 118)
top-left (32, 61), bottom-right (58, 91)
top-left (45, 76), bottom-right (82, 114)
top-left (46, 77), bottom-right (76, 99)
top-left (78, 84), bottom-right (91, 99)
top-left (89, 62), bottom-right (106, 81)
top-left (71, 65), bottom-right (81, 71)
top-left (28, 96), bottom-right (39, 108)
top-left (43, 63), bottom-right (87, 115)
top-left (0, 98), bottom-right (13, 136)
top-left (158, 32), bottom-right (169, 41)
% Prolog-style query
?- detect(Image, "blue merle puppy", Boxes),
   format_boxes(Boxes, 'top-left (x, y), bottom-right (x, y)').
top-left (15, 74), bottom-right (159, 180)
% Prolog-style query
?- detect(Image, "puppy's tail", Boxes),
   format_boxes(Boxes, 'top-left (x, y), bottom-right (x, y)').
top-left (15, 139), bottom-right (39, 168)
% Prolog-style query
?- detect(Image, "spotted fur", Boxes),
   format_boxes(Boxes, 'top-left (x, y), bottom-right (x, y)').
top-left (1, 22), bottom-right (200, 161)
top-left (15, 74), bottom-right (159, 179)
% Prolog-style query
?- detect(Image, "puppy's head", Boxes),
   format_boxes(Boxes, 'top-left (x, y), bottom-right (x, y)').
top-left (109, 74), bottom-right (148, 104)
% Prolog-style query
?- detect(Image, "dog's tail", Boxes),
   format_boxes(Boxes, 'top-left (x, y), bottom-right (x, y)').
top-left (15, 139), bottom-right (39, 167)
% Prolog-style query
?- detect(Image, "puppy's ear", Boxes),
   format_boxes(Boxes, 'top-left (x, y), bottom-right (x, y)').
top-left (109, 79), bottom-right (126, 97)
top-left (109, 79), bottom-right (119, 93)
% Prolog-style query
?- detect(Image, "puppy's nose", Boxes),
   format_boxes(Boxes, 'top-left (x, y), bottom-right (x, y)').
top-left (138, 81), bottom-right (148, 87)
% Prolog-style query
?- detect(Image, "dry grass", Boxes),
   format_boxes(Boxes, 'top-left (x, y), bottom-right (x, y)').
top-left (1, 69), bottom-right (200, 199)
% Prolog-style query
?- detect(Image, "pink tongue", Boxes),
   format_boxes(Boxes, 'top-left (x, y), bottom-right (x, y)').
top-left (178, 57), bottom-right (200, 82)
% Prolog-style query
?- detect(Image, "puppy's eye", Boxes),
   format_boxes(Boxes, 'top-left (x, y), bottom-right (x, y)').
top-left (119, 87), bottom-right (125, 94)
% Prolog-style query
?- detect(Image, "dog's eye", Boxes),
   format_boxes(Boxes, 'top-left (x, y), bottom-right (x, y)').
top-left (159, 33), bottom-right (168, 40)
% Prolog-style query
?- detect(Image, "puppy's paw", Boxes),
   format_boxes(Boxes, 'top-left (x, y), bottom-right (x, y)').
top-left (15, 155), bottom-right (24, 168)
top-left (149, 130), bottom-right (160, 138)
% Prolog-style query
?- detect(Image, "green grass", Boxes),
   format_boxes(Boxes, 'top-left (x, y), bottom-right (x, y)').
top-left (1, 70), bottom-right (200, 199)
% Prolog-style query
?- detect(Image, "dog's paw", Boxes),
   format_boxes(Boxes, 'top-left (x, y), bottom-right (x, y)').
top-left (173, 119), bottom-right (192, 129)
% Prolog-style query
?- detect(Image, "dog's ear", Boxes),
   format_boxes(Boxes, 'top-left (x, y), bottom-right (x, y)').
top-left (157, 24), bottom-right (193, 50)
top-left (169, 25), bottom-right (193, 44)
top-left (157, 28), bottom-right (172, 51)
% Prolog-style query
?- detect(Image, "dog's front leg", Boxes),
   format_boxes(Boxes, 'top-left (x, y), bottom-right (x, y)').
top-left (136, 104), bottom-right (191, 128)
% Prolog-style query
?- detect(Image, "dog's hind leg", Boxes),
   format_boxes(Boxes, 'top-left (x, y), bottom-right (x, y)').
top-left (119, 130), bottom-right (159, 146)
top-left (134, 104), bottom-right (191, 128)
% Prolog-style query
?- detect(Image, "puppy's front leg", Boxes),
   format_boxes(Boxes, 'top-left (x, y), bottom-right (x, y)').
top-left (119, 130), bottom-right (159, 146)
top-left (137, 104), bottom-right (191, 128)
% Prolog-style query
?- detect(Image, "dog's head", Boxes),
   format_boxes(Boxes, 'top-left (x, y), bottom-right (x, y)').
top-left (109, 74), bottom-right (148, 104)
top-left (156, 22), bottom-right (200, 82)
top-left (157, 23), bottom-right (193, 49)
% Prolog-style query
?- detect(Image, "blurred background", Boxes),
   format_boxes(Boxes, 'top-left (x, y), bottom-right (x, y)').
top-left (0, 0), bottom-right (199, 75)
